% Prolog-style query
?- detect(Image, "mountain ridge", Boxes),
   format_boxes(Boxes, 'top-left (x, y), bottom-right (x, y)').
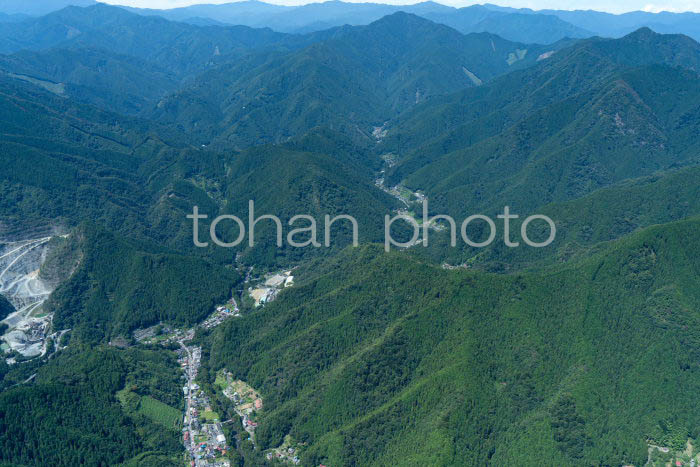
top-left (149, 12), bottom-right (558, 148)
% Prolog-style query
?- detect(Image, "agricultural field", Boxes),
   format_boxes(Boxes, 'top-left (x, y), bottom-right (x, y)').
top-left (221, 374), bottom-right (262, 411)
top-left (117, 388), bottom-right (182, 429)
top-left (139, 395), bottom-right (182, 429)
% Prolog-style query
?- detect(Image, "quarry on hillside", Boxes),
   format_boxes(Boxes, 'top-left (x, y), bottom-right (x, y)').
top-left (0, 235), bottom-right (65, 359)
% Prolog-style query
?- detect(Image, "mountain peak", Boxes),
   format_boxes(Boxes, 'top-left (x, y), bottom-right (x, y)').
top-left (367, 11), bottom-right (450, 33)
top-left (624, 26), bottom-right (659, 39)
top-left (373, 11), bottom-right (429, 23)
top-left (575, 25), bottom-right (700, 71)
top-left (360, 11), bottom-right (445, 38)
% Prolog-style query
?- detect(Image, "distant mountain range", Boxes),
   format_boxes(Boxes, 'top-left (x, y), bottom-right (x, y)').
top-left (0, 5), bottom-right (566, 139)
top-left (1, 1), bottom-right (700, 44)
top-left (484, 3), bottom-right (700, 39)
top-left (0, 0), bottom-right (96, 16)
top-left (121, 1), bottom-right (700, 43)
top-left (121, 1), bottom-right (591, 44)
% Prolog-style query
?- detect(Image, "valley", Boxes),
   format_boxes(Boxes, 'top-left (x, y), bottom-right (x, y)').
top-left (0, 2), bottom-right (699, 466)
top-left (134, 305), bottom-right (236, 466)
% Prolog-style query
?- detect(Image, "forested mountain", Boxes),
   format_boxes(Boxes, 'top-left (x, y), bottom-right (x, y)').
top-left (398, 63), bottom-right (700, 216)
top-left (0, 47), bottom-right (179, 114)
top-left (0, 4), bottom-right (290, 75)
top-left (409, 163), bottom-right (700, 272)
top-left (486, 4), bottom-right (700, 41)
top-left (4, 1), bottom-right (700, 42)
top-left (0, 296), bottom-right (13, 321)
top-left (215, 139), bottom-right (400, 266)
top-left (0, 71), bottom-right (400, 268)
top-left (46, 224), bottom-right (240, 341)
top-left (151, 12), bottom-right (555, 148)
top-left (206, 217), bottom-right (700, 466)
top-left (1, 4), bottom-right (700, 467)
top-left (0, 4), bottom-right (373, 115)
top-left (419, 4), bottom-right (592, 44)
top-left (0, 345), bottom-right (184, 465)
top-left (381, 29), bottom-right (700, 216)
top-left (0, 74), bottom-right (206, 248)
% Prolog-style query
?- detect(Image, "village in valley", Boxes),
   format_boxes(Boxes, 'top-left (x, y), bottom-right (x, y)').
top-left (133, 300), bottom-right (240, 467)
top-left (0, 231), bottom-right (308, 465)
top-left (126, 261), bottom-right (700, 467)
top-left (130, 267), bottom-right (305, 466)
top-left (180, 345), bottom-right (232, 467)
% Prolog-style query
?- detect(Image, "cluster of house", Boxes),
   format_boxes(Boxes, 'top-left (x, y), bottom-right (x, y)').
top-left (184, 421), bottom-right (229, 467)
top-left (134, 298), bottom-right (241, 348)
top-left (241, 409), bottom-right (259, 433)
top-left (219, 371), bottom-right (264, 443)
top-left (266, 446), bottom-right (301, 465)
top-left (178, 347), bottom-right (201, 385)
top-left (645, 443), bottom-right (699, 467)
top-left (130, 300), bottom-right (247, 466)
top-left (201, 301), bottom-right (240, 329)
top-left (181, 351), bottom-right (231, 467)
top-left (134, 322), bottom-right (195, 345)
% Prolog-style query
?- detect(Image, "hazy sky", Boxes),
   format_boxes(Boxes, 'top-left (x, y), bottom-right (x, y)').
top-left (103, 0), bottom-right (700, 14)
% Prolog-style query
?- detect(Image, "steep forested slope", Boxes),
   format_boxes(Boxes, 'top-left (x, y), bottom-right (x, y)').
top-left (383, 28), bottom-right (700, 169)
top-left (46, 225), bottom-right (240, 342)
top-left (0, 76), bottom-right (403, 270)
top-left (216, 141), bottom-right (399, 267)
top-left (0, 74), bottom-right (231, 258)
top-left (206, 217), bottom-right (700, 466)
top-left (406, 163), bottom-right (700, 273)
top-left (406, 65), bottom-right (700, 216)
top-left (0, 47), bottom-right (179, 114)
top-left (382, 29), bottom-right (700, 216)
top-left (0, 295), bottom-right (13, 320)
top-left (151, 13), bottom-right (554, 148)
top-left (0, 345), bottom-right (184, 466)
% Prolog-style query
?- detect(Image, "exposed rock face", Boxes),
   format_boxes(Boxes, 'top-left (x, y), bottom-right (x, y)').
top-left (0, 236), bottom-right (59, 357)
top-left (0, 238), bottom-right (52, 313)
